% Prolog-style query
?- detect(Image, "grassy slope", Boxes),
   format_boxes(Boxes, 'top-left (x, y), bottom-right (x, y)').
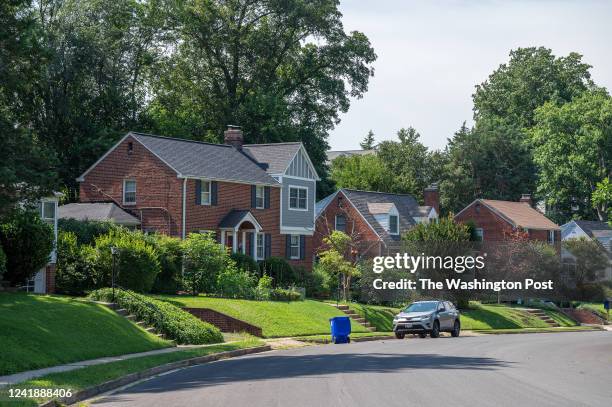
top-left (339, 302), bottom-right (399, 332)
top-left (577, 302), bottom-right (610, 321)
top-left (0, 293), bottom-right (171, 376)
top-left (156, 296), bottom-right (369, 337)
top-left (0, 339), bottom-right (264, 407)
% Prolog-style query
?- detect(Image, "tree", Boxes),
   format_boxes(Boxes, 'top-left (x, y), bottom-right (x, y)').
top-left (360, 130), bottom-right (375, 149)
top-left (473, 47), bottom-right (593, 129)
top-left (529, 90), bottom-right (612, 222)
top-left (181, 232), bottom-right (231, 295)
top-left (0, 209), bottom-right (54, 286)
top-left (563, 237), bottom-right (609, 299)
top-left (146, 0), bottom-right (376, 196)
top-left (330, 154), bottom-right (389, 192)
top-left (317, 230), bottom-right (360, 301)
top-left (592, 177), bottom-right (612, 223)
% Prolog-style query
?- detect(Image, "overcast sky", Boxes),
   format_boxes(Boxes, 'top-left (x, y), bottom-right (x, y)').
top-left (329, 0), bottom-right (612, 151)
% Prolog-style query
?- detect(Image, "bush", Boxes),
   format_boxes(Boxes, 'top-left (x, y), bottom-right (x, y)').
top-left (56, 231), bottom-right (98, 295)
top-left (216, 265), bottom-right (257, 298)
top-left (0, 244), bottom-right (6, 281)
top-left (89, 288), bottom-right (223, 344)
top-left (259, 257), bottom-right (296, 287)
top-left (182, 233), bottom-right (230, 294)
top-left (230, 252), bottom-right (259, 274)
top-left (147, 234), bottom-right (183, 294)
top-left (0, 209), bottom-right (54, 285)
top-left (94, 229), bottom-right (160, 292)
top-left (253, 274), bottom-right (273, 300)
top-left (294, 265), bottom-right (331, 298)
top-left (58, 218), bottom-right (120, 245)
top-left (270, 287), bottom-right (303, 301)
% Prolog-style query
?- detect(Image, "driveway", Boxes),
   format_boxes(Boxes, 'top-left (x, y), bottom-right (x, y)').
top-left (93, 331), bottom-right (612, 407)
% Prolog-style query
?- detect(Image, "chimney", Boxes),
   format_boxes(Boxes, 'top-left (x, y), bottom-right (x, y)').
top-left (224, 125), bottom-right (243, 150)
top-left (520, 193), bottom-right (533, 207)
top-left (424, 183), bottom-right (440, 214)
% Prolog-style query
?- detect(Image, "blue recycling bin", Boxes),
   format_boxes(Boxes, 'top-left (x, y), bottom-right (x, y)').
top-left (330, 316), bottom-right (351, 344)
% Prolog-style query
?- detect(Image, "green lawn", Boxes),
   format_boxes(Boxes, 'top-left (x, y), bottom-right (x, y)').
top-left (577, 302), bottom-right (610, 321)
top-left (0, 338), bottom-right (264, 407)
top-left (334, 302), bottom-right (400, 332)
top-left (0, 293), bottom-right (171, 376)
top-left (155, 295), bottom-right (369, 337)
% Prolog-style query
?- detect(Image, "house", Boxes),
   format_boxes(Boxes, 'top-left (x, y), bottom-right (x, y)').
top-left (314, 186), bottom-right (439, 258)
top-left (454, 195), bottom-right (561, 248)
top-left (77, 126), bottom-right (319, 270)
top-left (561, 220), bottom-right (612, 280)
top-left (59, 202), bottom-right (141, 227)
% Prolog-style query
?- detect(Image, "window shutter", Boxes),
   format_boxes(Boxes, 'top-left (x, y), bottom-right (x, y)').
top-left (265, 234), bottom-right (272, 259)
top-left (249, 232), bottom-right (255, 258)
top-left (286, 235), bottom-right (291, 259)
top-left (300, 235), bottom-right (305, 260)
top-left (251, 185), bottom-right (256, 208)
top-left (195, 180), bottom-right (202, 205)
top-left (264, 186), bottom-right (271, 209)
top-left (211, 181), bottom-right (218, 205)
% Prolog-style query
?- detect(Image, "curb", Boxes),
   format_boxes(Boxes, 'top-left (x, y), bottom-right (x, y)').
top-left (476, 327), bottom-right (604, 335)
top-left (298, 335), bottom-right (396, 344)
top-left (39, 345), bottom-right (272, 407)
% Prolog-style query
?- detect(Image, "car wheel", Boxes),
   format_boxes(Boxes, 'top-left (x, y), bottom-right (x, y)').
top-left (451, 320), bottom-right (461, 337)
top-left (430, 321), bottom-right (440, 338)
top-left (418, 333), bottom-right (427, 338)
top-left (395, 332), bottom-right (405, 339)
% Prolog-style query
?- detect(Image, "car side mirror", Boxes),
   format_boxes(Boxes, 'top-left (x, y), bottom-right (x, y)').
top-left (438, 308), bottom-right (445, 313)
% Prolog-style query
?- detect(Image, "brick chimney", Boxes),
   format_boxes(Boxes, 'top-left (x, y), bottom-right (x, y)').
top-left (224, 125), bottom-right (243, 150)
top-left (424, 183), bottom-right (440, 214)
top-left (520, 193), bottom-right (533, 207)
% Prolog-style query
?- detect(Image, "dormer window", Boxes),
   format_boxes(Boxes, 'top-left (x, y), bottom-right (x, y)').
top-left (389, 214), bottom-right (399, 235)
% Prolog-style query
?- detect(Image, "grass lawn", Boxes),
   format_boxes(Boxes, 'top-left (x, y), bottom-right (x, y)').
top-left (332, 302), bottom-right (400, 332)
top-left (155, 295), bottom-right (369, 337)
top-left (577, 302), bottom-right (610, 321)
top-left (0, 338), bottom-right (264, 407)
top-left (0, 293), bottom-right (171, 376)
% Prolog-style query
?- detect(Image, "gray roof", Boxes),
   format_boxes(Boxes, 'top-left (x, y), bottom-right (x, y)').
top-left (327, 149), bottom-right (375, 163)
top-left (59, 203), bottom-right (140, 226)
top-left (574, 220), bottom-right (611, 238)
top-left (242, 143), bottom-right (302, 174)
top-left (130, 133), bottom-right (280, 186)
top-left (218, 210), bottom-right (254, 228)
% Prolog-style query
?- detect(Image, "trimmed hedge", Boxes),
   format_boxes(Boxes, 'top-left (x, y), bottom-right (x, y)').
top-left (89, 288), bottom-right (224, 345)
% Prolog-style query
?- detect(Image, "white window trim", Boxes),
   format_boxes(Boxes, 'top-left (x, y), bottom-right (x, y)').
top-left (389, 214), bottom-right (399, 235)
top-left (256, 233), bottom-right (265, 260)
top-left (288, 185), bottom-right (308, 211)
top-left (255, 185), bottom-right (265, 209)
top-left (290, 234), bottom-right (300, 259)
top-left (123, 179), bottom-right (136, 205)
top-left (548, 230), bottom-right (555, 244)
top-left (475, 228), bottom-right (484, 241)
top-left (41, 201), bottom-right (56, 222)
top-left (335, 214), bottom-right (346, 232)
top-left (200, 180), bottom-right (212, 206)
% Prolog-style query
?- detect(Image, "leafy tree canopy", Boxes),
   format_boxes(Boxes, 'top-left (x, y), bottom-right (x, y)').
top-left (360, 130), bottom-right (375, 149)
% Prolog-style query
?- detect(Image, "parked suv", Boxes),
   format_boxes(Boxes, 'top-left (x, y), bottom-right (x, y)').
top-left (393, 300), bottom-right (460, 339)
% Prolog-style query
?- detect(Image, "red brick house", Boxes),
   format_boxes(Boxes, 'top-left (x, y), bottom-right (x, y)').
top-left (77, 126), bottom-right (319, 270)
top-left (454, 195), bottom-right (561, 248)
top-left (314, 187), bottom-right (439, 258)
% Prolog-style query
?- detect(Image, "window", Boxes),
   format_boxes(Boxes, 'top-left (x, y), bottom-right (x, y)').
top-left (475, 228), bottom-right (484, 241)
top-left (389, 215), bottom-right (399, 235)
top-left (255, 185), bottom-right (265, 209)
top-left (127, 142), bottom-right (133, 155)
top-left (290, 235), bottom-right (300, 259)
top-left (200, 181), bottom-right (211, 205)
top-left (289, 187), bottom-right (307, 210)
top-left (123, 180), bottom-right (136, 204)
top-left (438, 302), bottom-right (446, 312)
top-left (548, 230), bottom-right (555, 245)
top-left (335, 215), bottom-right (346, 232)
top-left (41, 201), bottom-right (55, 222)
top-left (256, 233), bottom-right (265, 259)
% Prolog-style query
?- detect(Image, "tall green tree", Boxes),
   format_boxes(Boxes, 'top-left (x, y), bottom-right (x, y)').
top-left (529, 89), bottom-right (612, 222)
top-left (146, 0), bottom-right (376, 196)
top-left (330, 154), bottom-right (388, 192)
top-left (360, 130), bottom-right (375, 149)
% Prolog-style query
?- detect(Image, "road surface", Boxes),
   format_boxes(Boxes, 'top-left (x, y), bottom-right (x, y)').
top-left (93, 331), bottom-right (612, 407)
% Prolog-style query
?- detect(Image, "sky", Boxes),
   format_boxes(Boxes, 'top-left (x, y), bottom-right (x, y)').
top-left (329, 0), bottom-right (612, 151)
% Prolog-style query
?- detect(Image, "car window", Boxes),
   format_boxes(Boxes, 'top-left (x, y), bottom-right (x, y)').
top-left (437, 302), bottom-right (445, 311)
top-left (445, 301), bottom-right (454, 310)
top-left (404, 302), bottom-right (437, 312)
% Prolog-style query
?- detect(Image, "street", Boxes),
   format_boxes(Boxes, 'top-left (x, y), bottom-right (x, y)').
top-left (93, 331), bottom-right (612, 407)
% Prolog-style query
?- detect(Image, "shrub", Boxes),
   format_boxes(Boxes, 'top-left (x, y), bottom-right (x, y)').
top-left (89, 288), bottom-right (223, 344)
top-left (216, 265), bottom-right (257, 298)
top-left (259, 257), bottom-right (296, 287)
top-left (254, 274), bottom-right (273, 300)
top-left (182, 233), bottom-right (229, 294)
top-left (294, 265), bottom-right (331, 298)
top-left (147, 234), bottom-right (183, 294)
top-left (0, 209), bottom-right (54, 285)
top-left (94, 229), bottom-right (160, 292)
top-left (58, 218), bottom-right (120, 245)
top-left (0, 243), bottom-right (6, 281)
top-left (270, 287), bottom-right (303, 301)
top-left (230, 252), bottom-right (259, 274)
top-left (56, 231), bottom-right (98, 295)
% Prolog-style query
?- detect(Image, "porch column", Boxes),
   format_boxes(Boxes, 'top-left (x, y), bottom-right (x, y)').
top-left (232, 227), bottom-right (238, 253)
top-left (242, 231), bottom-right (247, 254)
top-left (220, 230), bottom-right (226, 247)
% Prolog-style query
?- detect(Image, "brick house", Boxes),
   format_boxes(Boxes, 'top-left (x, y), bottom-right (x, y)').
top-left (314, 187), bottom-right (439, 258)
top-left (454, 195), bottom-right (561, 249)
top-left (77, 126), bottom-right (319, 270)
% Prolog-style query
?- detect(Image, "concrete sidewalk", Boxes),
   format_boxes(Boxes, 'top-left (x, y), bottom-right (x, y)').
top-left (0, 343), bottom-right (228, 387)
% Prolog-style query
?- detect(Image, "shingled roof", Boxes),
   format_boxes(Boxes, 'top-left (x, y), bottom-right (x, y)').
top-left (242, 143), bottom-right (302, 175)
top-left (59, 203), bottom-right (140, 226)
top-left (477, 199), bottom-right (560, 230)
top-left (573, 220), bottom-right (611, 238)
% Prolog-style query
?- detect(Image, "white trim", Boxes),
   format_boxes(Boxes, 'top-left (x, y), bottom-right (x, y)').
top-left (289, 234), bottom-right (300, 260)
top-left (255, 185), bottom-right (265, 209)
top-left (199, 180), bottom-right (212, 206)
top-left (220, 212), bottom-right (263, 232)
top-left (181, 178), bottom-right (187, 239)
top-left (122, 179), bottom-right (136, 205)
top-left (389, 214), bottom-right (399, 235)
top-left (178, 174), bottom-right (280, 188)
top-left (288, 185), bottom-right (308, 211)
top-left (280, 226), bottom-right (314, 236)
top-left (330, 190), bottom-right (382, 240)
top-left (283, 144), bottom-right (321, 181)
top-left (256, 232), bottom-right (265, 260)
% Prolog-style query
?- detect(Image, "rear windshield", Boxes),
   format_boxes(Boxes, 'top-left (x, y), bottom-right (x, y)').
top-left (403, 302), bottom-right (437, 312)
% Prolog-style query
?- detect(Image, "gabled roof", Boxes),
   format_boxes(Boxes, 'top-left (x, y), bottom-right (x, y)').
top-left (242, 143), bottom-right (302, 174)
top-left (77, 132), bottom-right (280, 187)
top-left (58, 203), bottom-right (140, 226)
top-left (458, 199), bottom-right (560, 230)
top-left (572, 220), bottom-right (612, 238)
top-left (218, 210), bottom-right (262, 231)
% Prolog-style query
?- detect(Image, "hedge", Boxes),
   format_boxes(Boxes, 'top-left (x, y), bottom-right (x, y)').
top-left (89, 288), bottom-right (224, 345)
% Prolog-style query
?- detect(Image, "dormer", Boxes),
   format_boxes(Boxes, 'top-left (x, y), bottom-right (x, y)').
top-left (367, 202), bottom-right (400, 235)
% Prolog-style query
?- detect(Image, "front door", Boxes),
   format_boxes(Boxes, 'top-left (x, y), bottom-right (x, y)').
top-left (33, 269), bottom-right (46, 293)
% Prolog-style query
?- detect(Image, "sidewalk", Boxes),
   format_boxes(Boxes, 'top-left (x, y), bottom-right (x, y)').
top-left (0, 343), bottom-right (230, 387)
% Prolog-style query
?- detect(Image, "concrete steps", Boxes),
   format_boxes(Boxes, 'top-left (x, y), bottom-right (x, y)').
top-left (330, 304), bottom-right (377, 332)
top-left (104, 302), bottom-right (168, 340)
top-left (525, 309), bottom-right (560, 327)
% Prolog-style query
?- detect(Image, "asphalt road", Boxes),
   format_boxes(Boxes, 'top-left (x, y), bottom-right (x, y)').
top-left (93, 331), bottom-right (612, 407)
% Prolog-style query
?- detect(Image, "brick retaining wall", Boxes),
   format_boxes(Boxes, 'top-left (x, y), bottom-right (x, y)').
top-left (183, 307), bottom-right (263, 337)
